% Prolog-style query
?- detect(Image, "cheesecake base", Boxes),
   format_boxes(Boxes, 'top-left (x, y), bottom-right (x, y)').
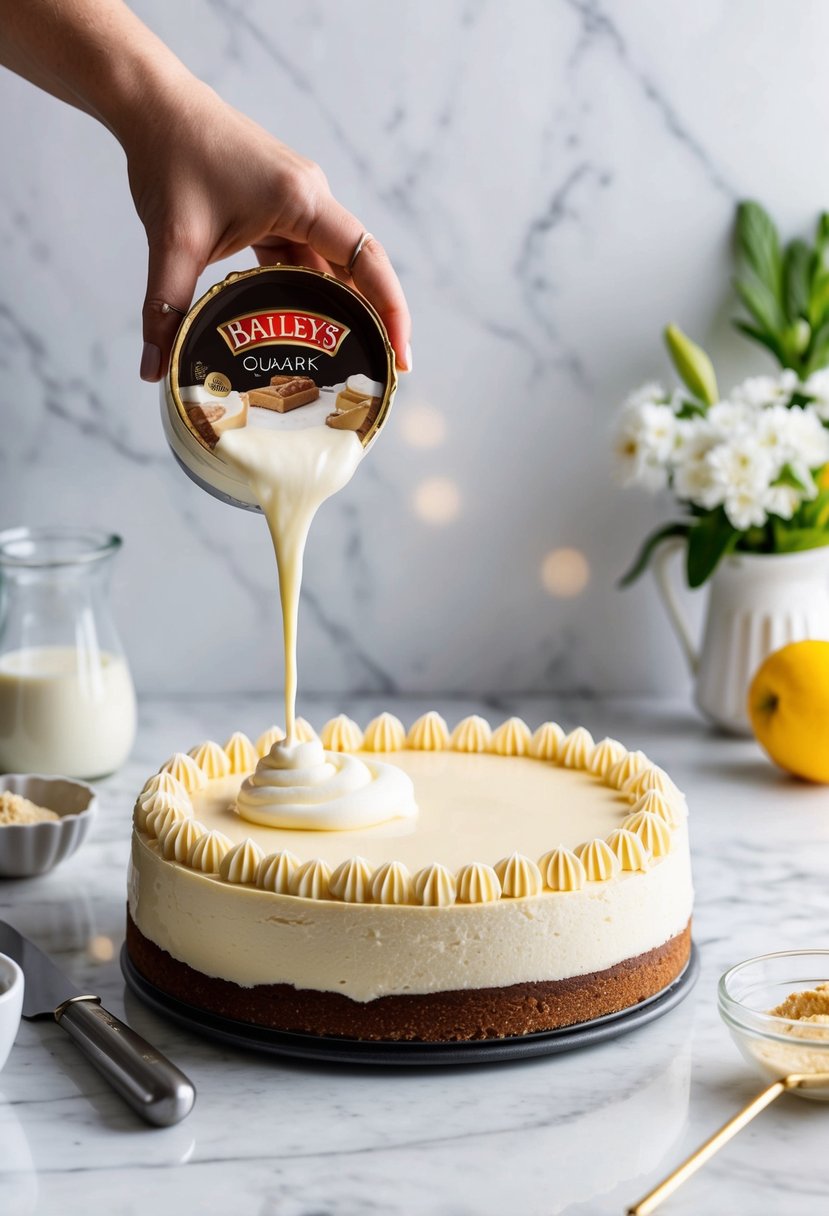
top-left (126, 913), bottom-right (691, 1043)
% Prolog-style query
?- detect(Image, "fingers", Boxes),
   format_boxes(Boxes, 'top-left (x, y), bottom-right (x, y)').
top-left (304, 196), bottom-right (412, 372)
top-left (141, 238), bottom-right (203, 382)
top-left (350, 236), bottom-right (412, 372)
top-left (252, 238), bottom-right (331, 277)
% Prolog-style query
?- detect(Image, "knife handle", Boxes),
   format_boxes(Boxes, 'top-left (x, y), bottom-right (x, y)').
top-left (56, 996), bottom-right (195, 1126)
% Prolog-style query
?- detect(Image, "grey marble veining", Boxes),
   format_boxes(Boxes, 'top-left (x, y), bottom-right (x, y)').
top-left (1, 694), bottom-right (828, 1215)
top-left (3, 1), bottom-right (829, 697)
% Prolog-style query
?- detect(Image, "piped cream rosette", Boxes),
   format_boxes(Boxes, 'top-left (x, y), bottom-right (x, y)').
top-left (235, 737), bottom-right (417, 830)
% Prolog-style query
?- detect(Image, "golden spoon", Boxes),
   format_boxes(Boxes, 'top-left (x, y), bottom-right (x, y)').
top-left (627, 1070), bottom-right (829, 1215)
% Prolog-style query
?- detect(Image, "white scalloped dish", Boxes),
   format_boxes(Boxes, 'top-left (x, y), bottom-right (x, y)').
top-left (126, 713), bottom-right (693, 1042)
top-left (0, 773), bottom-right (97, 878)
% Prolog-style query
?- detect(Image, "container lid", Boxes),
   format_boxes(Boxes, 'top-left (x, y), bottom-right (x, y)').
top-left (164, 265), bottom-right (397, 507)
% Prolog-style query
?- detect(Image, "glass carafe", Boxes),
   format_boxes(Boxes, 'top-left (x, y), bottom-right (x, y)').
top-left (0, 527), bottom-right (137, 778)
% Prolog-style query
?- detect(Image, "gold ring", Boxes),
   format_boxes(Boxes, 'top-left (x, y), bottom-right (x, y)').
top-left (346, 232), bottom-right (373, 275)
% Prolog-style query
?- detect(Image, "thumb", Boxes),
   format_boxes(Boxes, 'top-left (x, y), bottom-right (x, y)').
top-left (140, 237), bottom-right (202, 382)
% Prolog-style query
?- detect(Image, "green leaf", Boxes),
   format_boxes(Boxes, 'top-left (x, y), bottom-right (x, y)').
top-left (734, 275), bottom-right (786, 336)
top-left (686, 511), bottom-right (740, 588)
top-left (663, 324), bottom-right (718, 405)
top-left (774, 462), bottom-right (810, 493)
top-left (618, 522), bottom-right (691, 588)
top-left (784, 239), bottom-right (813, 322)
top-left (806, 346), bottom-right (829, 376)
top-left (817, 212), bottom-right (829, 268)
top-left (788, 391), bottom-right (814, 408)
top-left (798, 485), bottom-right (829, 528)
top-left (736, 200), bottom-right (783, 302)
top-left (732, 320), bottom-right (786, 364)
top-left (807, 270), bottom-right (829, 328)
top-left (815, 494), bottom-right (829, 530)
top-left (740, 525), bottom-right (771, 552)
top-left (773, 526), bottom-right (829, 553)
top-left (805, 316), bottom-right (829, 374)
top-left (785, 319), bottom-right (812, 356)
top-left (675, 398), bottom-right (708, 420)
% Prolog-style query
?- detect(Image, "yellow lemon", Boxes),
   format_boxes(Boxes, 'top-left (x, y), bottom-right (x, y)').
top-left (748, 640), bottom-right (829, 782)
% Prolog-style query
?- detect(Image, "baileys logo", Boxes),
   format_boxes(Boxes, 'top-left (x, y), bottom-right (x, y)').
top-left (217, 310), bottom-right (350, 356)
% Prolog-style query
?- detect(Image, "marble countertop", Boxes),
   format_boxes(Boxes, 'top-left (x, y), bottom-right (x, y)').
top-left (2, 694), bottom-right (828, 1215)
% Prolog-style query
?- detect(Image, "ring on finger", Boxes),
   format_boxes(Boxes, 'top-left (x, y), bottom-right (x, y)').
top-left (346, 231), bottom-right (373, 276)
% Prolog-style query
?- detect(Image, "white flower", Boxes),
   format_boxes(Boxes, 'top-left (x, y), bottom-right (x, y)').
top-left (616, 364), bottom-right (829, 536)
top-left (804, 369), bottom-right (829, 419)
top-left (707, 400), bottom-right (753, 437)
top-left (622, 382), bottom-right (670, 411)
top-left (755, 404), bottom-right (799, 456)
top-left (674, 454), bottom-right (724, 508)
top-left (678, 418), bottom-right (719, 459)
top-left (613, 421), bottom-right (666, 490)
top-left (724, 489), bottom-right (768, 530)
top-left (670, 417), bottom-right (702, 463)
top-left (730, 370), bottom-right (799, 408)
top-left (670, 419), bottom-right (722, 507)
top-left (724, 487), bottom-right (768, 531)
top-left (614, 401), bottom-right (677, 490)
top-left (707, 436), bottom-right (775, 494)
top-left (779, 405), bottom-right (829, 469)
top-left (789, 463), bottom-right (818, 502)
top-left (764, 484), bottom-right (801, 520)
top-left (637, 402), bottom-right (678, 463)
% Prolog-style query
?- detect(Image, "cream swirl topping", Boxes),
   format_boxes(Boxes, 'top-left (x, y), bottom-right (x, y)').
top-left (236, 737), bottom-right (417, 830)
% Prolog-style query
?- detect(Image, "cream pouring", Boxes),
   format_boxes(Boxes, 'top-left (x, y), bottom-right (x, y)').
top-left (216, 422), bottom-right (417, 830)
top-left (217, 424), bottom-right (363, 743)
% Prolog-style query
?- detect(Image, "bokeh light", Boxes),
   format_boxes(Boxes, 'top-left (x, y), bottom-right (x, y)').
top-left (87, 935), bottom-right (115, 963)
top-left (413, 477), bottom-right (461, 525)
top-left (399, 403), bottom-right (447, 449)
top-left (541, 548), bottom-right (590, 598)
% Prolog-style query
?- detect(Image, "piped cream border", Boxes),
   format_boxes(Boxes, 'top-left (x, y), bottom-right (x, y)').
top-left (134, 717), bottom-right (688, 906)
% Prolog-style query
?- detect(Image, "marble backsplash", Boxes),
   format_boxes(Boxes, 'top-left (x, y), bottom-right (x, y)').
top-left (2, 0), bottom-right (828, 699)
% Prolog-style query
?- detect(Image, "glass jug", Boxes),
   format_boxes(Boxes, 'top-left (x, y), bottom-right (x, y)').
top-left (0, 527), bottom-right (137, 778)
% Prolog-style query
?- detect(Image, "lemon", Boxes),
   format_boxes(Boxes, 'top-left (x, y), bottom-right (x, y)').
top-left (748, 640), bottom-right (829, 783)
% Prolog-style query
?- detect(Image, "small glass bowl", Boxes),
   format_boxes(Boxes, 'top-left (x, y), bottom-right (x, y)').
top-left (719, 951), bottom-right (829, 1101)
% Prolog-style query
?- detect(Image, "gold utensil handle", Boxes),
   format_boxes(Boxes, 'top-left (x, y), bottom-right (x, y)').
top-left (627, 1077), bottom-right (790, 1215)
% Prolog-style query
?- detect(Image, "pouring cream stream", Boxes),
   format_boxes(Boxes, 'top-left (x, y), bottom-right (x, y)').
top-left (215, 421), bottom-right (417, 831)
top-left (217, 424), bottom-right (363, 743)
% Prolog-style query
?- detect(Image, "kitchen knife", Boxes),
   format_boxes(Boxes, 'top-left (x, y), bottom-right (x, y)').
top-left (0, 921), bottom-right (195, 1126)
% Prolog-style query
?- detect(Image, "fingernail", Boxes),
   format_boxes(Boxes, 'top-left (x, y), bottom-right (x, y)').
top-left (397, 342), bottom-right (413, 373)
top-left (140, 341), bottom-right (161, 382)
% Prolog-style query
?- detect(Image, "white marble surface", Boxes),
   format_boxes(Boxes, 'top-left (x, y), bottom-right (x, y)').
top-left (1, 694), bottom-right (828, 1215)
top-left (5, 1), bottom-right (829, 697)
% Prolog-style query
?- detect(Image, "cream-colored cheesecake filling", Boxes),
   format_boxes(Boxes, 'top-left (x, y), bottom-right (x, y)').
top-left (128, 824), bottom-right (692, 1001)
top-left (192, 750), bottom-right (628, 871)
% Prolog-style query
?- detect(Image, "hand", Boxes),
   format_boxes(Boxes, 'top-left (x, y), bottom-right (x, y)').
top-left (123, 79), bottom-right (411, 382)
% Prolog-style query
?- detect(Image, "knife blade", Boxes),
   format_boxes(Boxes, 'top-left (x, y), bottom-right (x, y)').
top-left (0, 921), bottom-right (195, 1126)
top-left (0, 921), bottom-right (86, 1017)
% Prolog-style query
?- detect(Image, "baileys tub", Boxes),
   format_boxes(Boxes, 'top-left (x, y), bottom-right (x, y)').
top-left (162, 265), bottom-right (398, 510)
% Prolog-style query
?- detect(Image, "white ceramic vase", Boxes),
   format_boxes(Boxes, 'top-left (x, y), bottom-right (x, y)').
top-left (653, 542), bottom-right (829, 735)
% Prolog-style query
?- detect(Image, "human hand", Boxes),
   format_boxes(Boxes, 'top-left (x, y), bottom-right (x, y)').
top-left (122, 78), bottom-right (411, 382)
